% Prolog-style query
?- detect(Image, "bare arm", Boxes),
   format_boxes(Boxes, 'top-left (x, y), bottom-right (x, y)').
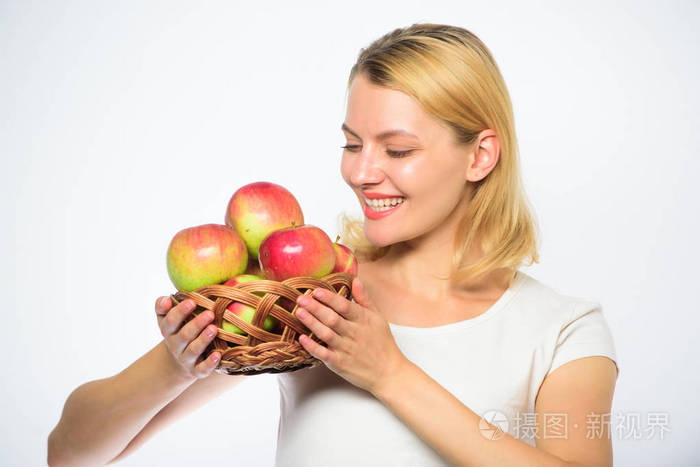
top-left (534, 356), bottom-right (618, 467)
top-left (371, 356), bottom-right (617, 466)
top-left (48, 297), bottom-right (238, 466)
top-left (107, 349), bottom-right (246, 464)
top-left (48, 340), bottom-right (191, 466)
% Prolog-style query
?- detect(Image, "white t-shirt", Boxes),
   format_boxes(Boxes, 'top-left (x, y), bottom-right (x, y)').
top-left (275, 270), bottom-right (619, 466)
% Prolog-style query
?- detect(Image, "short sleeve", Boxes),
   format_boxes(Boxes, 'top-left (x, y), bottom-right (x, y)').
top-left (547, 301), bottom-right (619, 379)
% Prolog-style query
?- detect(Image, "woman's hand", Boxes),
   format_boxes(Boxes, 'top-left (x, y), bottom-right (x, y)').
top-left (295, 277), bottom-right (408, 395)
top-left (155, 296), bottom-right (222, 381)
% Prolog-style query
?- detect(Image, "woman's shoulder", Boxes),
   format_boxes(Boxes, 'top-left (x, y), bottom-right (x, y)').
top-left (513, 271), bottom-right (603, 324)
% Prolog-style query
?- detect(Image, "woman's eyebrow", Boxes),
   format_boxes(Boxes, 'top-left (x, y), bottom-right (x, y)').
top-left (341, 123), bottom-right (419, 141)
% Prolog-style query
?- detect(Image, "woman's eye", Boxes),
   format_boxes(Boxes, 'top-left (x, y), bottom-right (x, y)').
top-left (386, 149), bottom-right (412, 158)
top-left (341, 145), bottom-right (413, 158)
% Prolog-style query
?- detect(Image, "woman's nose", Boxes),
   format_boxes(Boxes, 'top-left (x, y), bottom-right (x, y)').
top-left (349, 148), bottom-right (384, 187)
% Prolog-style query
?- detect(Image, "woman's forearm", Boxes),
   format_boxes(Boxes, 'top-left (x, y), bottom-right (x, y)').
top-left (48, 340), bottom-right (196, 466)
top-left (372, 359), bottom-right (568, 467)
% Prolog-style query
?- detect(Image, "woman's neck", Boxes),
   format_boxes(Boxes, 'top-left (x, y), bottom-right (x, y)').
top-left (363, 185), bottom-right (513, 302)
top-left (371, 213), bottom-right (511, 303)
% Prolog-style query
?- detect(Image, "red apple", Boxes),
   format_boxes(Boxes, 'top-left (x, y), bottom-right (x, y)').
top-left (222, 301), bottom-right (277, 335)
top-left (258, 224), bottom-right (335, 281)
top-left (225, 181), bottom-right (304, 260)
top-left (167, 224), bottom-right (248, 292)
top-left (331, 237), bottom-right (358, 275)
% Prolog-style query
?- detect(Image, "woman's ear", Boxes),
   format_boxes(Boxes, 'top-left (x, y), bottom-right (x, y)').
top-left (465, 129), bottom-right (500, 182)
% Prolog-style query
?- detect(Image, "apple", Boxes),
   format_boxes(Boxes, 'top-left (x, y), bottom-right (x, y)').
top-left (222, 301), bottom-right (278, 335)
top-left (331, 236), bottom-right (358, 275)
top-left (223, 274), bottom-right (262, 288)
top-left (258, 224), bottom-right (336, 281)
top-left (167, 224), bottom-right (248, 292)
top-left (225, 181), bottom-right (304, 260)
top-left (223, 273), bottom-right (266, 297)
top-left (223, 273), bottom-right (294, 331)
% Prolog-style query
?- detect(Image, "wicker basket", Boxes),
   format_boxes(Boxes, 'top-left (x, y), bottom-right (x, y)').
top-left (169, 272), bottom-right (354, 375)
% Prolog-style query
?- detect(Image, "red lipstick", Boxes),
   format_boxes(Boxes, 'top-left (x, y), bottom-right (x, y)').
top-left (362, 192), bottom-right (405, 199)
top-left (362, 197), bottom-right (404, 220)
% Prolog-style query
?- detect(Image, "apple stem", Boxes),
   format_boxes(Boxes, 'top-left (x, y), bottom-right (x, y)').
top-left (335, 235), bottom-right (340, 243)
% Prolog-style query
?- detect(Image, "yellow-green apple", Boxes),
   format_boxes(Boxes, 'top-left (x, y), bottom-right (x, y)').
top-left (166, 224), bottom-right (248, 292)
top-left (223, 274), bottom-right (262, 288)
top-left (222, 301), bottom-right (278, 335)
top-left (223, 274), bottom-right (265, 297)
top-left (332, 237), bottom-right (358, 275)
top-left (225, 181), bottom-right (304, 260)
top-left (224, 273), bottom-right (292, 333)
top-left (258, 224), bottom-right (335, 281)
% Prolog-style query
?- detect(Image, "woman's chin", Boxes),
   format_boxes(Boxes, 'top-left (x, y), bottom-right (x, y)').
top-left (364, 229), bottom-right (400, 248)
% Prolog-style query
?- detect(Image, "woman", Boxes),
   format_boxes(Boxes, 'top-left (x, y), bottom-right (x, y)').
top-left (276, 24), bottom-right (618, 466)
top-left (48, 24), bottom-right (619, 466)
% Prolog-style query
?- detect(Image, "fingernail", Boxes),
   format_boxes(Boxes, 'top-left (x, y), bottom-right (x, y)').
top-left (159, 297), bottom-right (169, 307)
top-left (211, 352), bottom-right (220, 362)
top-left (185, 300), bottom-right (195, 310)
top-left (205, 311), bottom-right (215, 321)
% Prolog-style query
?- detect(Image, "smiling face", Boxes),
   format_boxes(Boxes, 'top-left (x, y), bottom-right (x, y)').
top-left (340, 73), bottom-right (475, 248)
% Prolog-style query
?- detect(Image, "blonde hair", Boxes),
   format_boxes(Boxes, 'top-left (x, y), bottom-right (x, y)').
top-left (338, 23), bottom-right (540, 289)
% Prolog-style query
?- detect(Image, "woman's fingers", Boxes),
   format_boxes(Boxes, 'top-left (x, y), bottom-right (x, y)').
top-left (177, 311), bottom-right (216, 358)
top-left (193, 349), bottom-right (222, 378)
top-left (159, 299), bottom-right (196, 336)
top-left (154, 296), bottom-right (222, 379)
top-left (155, 296), bottom-right (171, 316)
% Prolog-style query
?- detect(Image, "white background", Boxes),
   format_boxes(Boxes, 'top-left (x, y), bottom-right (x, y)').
top-left (2, 1), bottom-right (698, 465)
